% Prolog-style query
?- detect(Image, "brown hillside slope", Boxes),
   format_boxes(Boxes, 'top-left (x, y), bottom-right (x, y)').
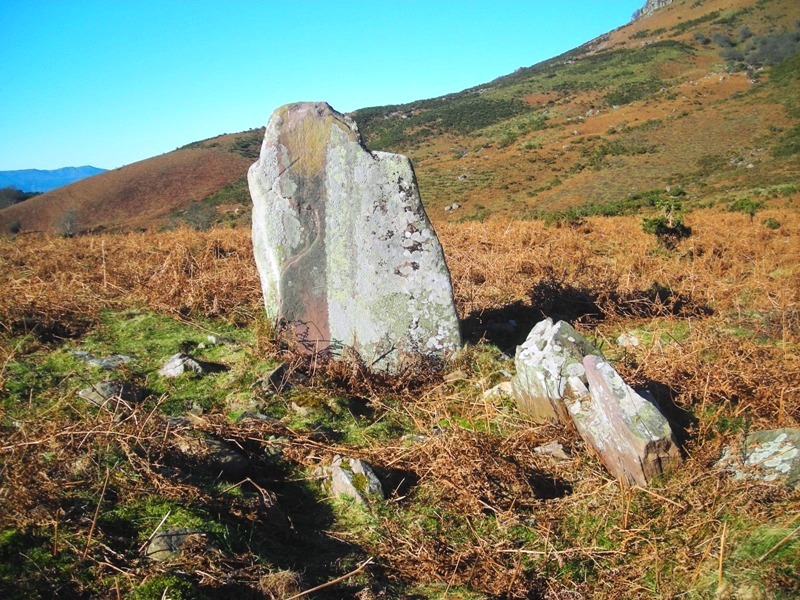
top-left (355, 0), bottom-right (800, 221)
top-left (0, 130), bottom-right (261, 234)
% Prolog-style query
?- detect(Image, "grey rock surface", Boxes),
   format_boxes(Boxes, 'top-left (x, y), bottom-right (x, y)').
top-left (145, 527), bottom-right (205, 561)
top-left (248, 102), bottom-right (460, 372)
top-left (717, 429), bottom-right (800, 488)
top-left (569, 355), bottom-right (681, 486)
top-left (316, 455), bottom-right (384, 504)
top-left (159, 353), bottom-right (205, 377)
top-left (77, 380), bottom-right (144, 407)
top-left (637, 0), bottom-right (674, 19)
top-left (72, 351), bottom-right (132, 370)
top-left (158, 353), bottom-right (225, 378)
top-left (511, 318), bottom-right (602, 422)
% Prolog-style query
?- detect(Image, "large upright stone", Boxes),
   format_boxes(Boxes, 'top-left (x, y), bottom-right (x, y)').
top-left (248, 102), bottom-right (460, 371)
top-left (569, 355), bottom-right (682, 486)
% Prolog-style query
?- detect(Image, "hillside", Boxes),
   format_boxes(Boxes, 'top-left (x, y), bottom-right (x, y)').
top-left (0, 0), bottom-right (797, 234)
top-left (354, 0), bottom-right (800, 222)
top-left (0, 166), bottom-right (107, 193)
top-left (0, 130), bottom-right (262, 234)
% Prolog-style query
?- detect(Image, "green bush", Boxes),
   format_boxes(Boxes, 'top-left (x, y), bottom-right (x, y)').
top-left (642, 215), bottom-right (692, 248)
top-left (727, 197), bottom-right (764, 220)
top-left (642, 198), bottom-right (692, 249)
top-left (762, 217), bottom-right (780, 229)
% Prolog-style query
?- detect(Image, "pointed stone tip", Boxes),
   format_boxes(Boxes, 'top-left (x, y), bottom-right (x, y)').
top-left (276, 101), bottom-right (336, 117)
top-left (264, 101), bottom-right (360, 152)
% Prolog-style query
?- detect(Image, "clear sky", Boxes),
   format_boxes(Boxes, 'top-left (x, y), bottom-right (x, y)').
top-left (1, 1), bottom-right (642, 171)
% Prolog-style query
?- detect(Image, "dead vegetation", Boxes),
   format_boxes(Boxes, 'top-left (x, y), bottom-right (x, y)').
top-left (1, 205), bottom-right (799, 597)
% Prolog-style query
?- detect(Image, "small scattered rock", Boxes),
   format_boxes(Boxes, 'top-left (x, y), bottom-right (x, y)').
top-left (401, 433), bottom-right (430, 444)
top-left (316, 455), bottom-right (384, 504)
top-left (444, 370), bottom-right (468, 383)
top-left (717, 429), bottom-right (800, 489)
top-left (145, 527), bottom-right (206, 561)
top-left (159, 353), bottom-right (205, 377)
top-left (483, 381), bottom-right (513, 400)
top-left (158, 353), bottom-right (226, 378)
top-left (206, 334), bottom-right (236, 346)
top-left (617, 332), bottom-right (641, 351)
top-left (534, 441), bottom-right (570, 461)
top-left (77, 380), bottom-right (144, 407)
top-left (71, 351), bottom-right (132, 370)
top-left (290, 401), bottom-right (312, 417)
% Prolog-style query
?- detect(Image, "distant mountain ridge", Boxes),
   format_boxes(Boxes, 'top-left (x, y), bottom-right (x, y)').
top-left (0, 166), bottom-right (107, 193)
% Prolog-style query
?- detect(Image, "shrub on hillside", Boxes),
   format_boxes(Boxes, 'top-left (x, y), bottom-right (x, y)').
top-left (727, 197), bottom-right (764, 220)
top-left (642, 198), bottom-right (691, 249)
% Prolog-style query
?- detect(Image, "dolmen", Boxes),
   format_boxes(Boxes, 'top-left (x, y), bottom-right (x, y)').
top-left (248, 102), bottom-right (460, 373)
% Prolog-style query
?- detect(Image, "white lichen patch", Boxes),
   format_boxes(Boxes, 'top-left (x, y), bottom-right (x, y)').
top-left (717, 429), bottom-right (800, 488)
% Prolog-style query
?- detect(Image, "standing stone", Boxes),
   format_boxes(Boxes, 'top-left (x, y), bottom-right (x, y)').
top-left (248, 102), bottom-right (460, 372)
top-left (511, 318), bottom-right (602, 422)
top-left (569, 355), bottom-right (681, 486)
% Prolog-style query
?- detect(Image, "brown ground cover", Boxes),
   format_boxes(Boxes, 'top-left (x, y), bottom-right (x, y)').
top-left (1, 206), bottom-right (798, 597)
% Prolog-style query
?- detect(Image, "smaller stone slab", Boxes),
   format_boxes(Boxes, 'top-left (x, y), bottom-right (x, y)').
top-left (77, 380), bottom-right (144, 407)
top-left (72, 351), bottom-right (132, 370)
top-left (315, 455), bottom-right (384, 504)
top-left (568, 355), bottom-right (681, 486)
top-left (717, 429), bottom-right (800, 488)
top-left (145, 527), bottom-right (206, 561)
top-left (511, 318), bottom-right (602, 422)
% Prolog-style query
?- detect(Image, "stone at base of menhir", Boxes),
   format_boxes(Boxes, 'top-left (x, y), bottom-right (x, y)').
top-left (248, 102), bottom-right (460, 373)
top-left (511, 318), bottom-right (602, 422)
top-left (568, 355), bottom-right (681, 486)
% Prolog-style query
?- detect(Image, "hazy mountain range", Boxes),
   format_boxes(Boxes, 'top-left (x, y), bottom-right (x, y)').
top-left (0, 166), bottom-right (107, 193)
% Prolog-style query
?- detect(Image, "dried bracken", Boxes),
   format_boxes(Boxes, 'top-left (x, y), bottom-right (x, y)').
top-left (1, 206), bottom-right (799, 597)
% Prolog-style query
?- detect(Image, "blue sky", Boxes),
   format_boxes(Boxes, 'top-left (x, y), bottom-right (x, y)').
top-left (1, 1), bottom-right (641, 170)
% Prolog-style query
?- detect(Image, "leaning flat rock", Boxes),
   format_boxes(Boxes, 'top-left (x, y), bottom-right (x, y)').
top-left (717, 429), bottom-right (800, 489)
top-left (569, 355), bottom-right (681, 486)
top-left (248, 102), bottom-right (460, 372)
top-left (511, 318), bottom-right (602, 422)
